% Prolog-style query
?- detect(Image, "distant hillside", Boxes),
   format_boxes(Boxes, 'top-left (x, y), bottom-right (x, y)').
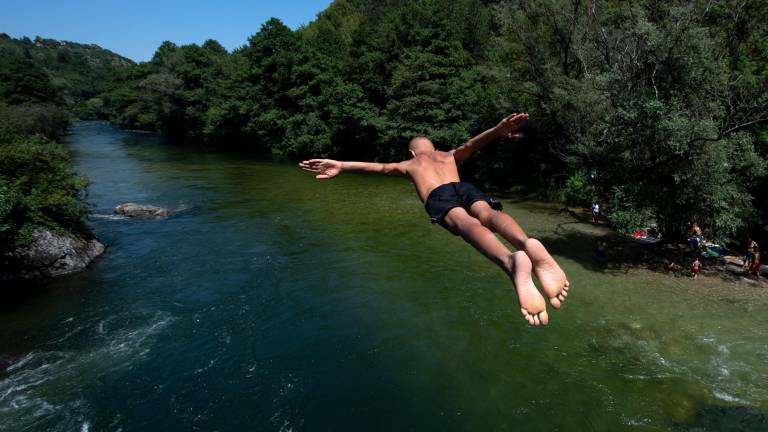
top-left (0, 33), bottom-right (133, 114)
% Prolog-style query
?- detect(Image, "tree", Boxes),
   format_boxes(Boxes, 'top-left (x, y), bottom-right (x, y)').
top-left (498, 0), bottom-right (767, 240)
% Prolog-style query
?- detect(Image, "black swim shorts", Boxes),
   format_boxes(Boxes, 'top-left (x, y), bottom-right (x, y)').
top-left (424, 182), bottom-right (503, 234)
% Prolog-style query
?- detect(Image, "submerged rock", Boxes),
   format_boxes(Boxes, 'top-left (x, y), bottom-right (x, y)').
top-left (114, 203), bottom-right (170, 218)
top-left (7, 228), bottom-right (105, 279)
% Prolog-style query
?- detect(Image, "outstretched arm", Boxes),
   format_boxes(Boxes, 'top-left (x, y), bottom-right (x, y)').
top-left (452, 113), bottom-right (528, 164)
top-left (299, 159), bottom-right (407, 179)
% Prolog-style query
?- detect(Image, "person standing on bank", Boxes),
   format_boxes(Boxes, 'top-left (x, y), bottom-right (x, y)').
top-left (591, 203), bottom-right (600, 224)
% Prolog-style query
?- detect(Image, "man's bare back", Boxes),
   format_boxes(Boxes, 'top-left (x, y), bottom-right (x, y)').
top-left (402, 150), bottom-right (461, 201)
top-left (299, 113), bottom-right (570, 326)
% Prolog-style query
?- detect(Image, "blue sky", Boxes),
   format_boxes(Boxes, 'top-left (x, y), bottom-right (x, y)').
top-left (0, 0), bottom-right (333, 62)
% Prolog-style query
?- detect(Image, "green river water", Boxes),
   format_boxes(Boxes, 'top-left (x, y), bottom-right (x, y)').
top-left (1, 121), bottom-right (767, 431)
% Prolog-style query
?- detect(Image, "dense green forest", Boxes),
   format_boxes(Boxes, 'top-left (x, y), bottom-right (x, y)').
top-left (96, 0), bottom-right (768, 242)
top-left (0, 34), bottom-right (130, 261)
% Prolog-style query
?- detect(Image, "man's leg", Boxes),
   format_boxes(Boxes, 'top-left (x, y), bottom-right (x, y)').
top-left (469, 201), bottom-right (569, 308)
top-left (442, 207), bottom-right (548, 326)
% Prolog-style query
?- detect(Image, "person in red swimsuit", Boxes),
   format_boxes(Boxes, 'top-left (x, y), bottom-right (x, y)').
top-left (748, 248), bottom-right (761, 278)
top-left (691, 258), bottom-right (701, 279)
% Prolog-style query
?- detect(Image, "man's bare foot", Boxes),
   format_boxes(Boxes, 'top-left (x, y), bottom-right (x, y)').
top-left (511, 251), bottom-right (549, 326)
top-left (524, 238), bottom-right (569, 309)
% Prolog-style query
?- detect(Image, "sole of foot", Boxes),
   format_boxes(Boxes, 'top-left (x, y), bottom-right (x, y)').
top-left (511, 251), bottom-right (549, 326)
top-left (524, 238), bottom-right (570, 309)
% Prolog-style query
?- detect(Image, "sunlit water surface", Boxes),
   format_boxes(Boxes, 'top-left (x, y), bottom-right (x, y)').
top-left (1, 122), bottom-right (767, 431)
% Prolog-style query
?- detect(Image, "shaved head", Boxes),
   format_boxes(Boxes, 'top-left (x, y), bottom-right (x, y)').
top-left (409, 136), bottom-right (435, 155)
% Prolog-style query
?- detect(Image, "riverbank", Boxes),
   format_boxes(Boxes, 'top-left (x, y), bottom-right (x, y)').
top-left (494, 197), bottom-right (768, 299)
top-left (594, 232), bottom-right (768, 288)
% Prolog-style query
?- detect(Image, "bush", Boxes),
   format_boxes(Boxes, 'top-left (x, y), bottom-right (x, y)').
top-left (563, 171), bottom-right (597, 208)
top-left (0, 136), bottom-right (90, 249)
top-left (606, 186), bottom-right (656, 234)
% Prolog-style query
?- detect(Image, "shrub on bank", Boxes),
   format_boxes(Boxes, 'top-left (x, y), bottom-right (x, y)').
top-left (0, 104), bottom-right (90, 254)
top-left (0, 135), bottom-right (90, 247)
top-left (563, 171), bottom-right (598, 208)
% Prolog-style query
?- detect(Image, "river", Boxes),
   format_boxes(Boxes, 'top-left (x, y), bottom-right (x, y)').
top-left (1, 121), bottom-right (767, 431)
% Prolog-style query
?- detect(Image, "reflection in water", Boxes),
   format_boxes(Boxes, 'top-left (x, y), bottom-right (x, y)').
top-left (0, 122), bottom-right (766, 431)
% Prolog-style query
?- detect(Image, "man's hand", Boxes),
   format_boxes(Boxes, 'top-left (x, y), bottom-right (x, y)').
top-left (452, 112), bottom-right (529, 164)
top-left (494, 113), bottom-right (528, 140)
top-left (299, 159), bottom-right (342, 179)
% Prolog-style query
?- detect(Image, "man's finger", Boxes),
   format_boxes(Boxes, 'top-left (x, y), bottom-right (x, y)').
top-left (510, 115), bottom-right (528, 127)
top-left (300, 161), bottom-right (323, 169)
top-left (505, 113), bottom-right (526, 125)
top-left (316, 174), bottom-right (330, 179)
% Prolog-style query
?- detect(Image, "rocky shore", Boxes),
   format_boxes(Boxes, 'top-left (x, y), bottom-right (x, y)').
top-left (2, 203), bottom-right (171, 281)
top-left (3, 228), bottom-right (105, 279)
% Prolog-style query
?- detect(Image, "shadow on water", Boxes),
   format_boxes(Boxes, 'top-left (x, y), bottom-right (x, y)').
top-left (529, 219), bottom-right (672, 276)
top-left (674, 405), bottom-right (768, 432)
top-left (1, 280), bottom-right (53, 309)
top-left (0, 264), bottom-right (102, 312)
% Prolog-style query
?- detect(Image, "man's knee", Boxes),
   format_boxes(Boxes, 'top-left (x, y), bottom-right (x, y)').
top-left (470, 202), bottom-right (496, 226)
top-left (476, 210), bottom-right (497, 227)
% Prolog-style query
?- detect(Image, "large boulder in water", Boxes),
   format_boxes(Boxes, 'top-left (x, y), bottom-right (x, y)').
top-left (6, 228), bottom-right (105, 279)
top-left (114, 203), bottom-right (169, 219)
